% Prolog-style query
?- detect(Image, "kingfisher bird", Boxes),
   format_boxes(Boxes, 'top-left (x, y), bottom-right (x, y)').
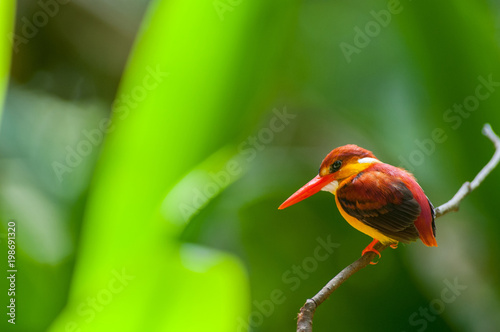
top-left (279, 144), bottom-right (437, 261)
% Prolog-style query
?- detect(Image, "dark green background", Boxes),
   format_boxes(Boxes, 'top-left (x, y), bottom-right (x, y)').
top-left (1, 0), bottom-right (499, 331)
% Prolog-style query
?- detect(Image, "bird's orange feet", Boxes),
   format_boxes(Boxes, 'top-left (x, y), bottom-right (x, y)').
top-left (390, 243), bottom-right (398, 249)
top-left (361, 239), bottom-right (381, 265)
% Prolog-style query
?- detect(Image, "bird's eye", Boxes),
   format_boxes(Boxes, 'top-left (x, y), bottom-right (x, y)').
top-left (330, 160), bottom-right (342, 173)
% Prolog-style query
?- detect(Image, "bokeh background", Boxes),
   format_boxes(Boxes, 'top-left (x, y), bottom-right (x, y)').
top-left (1, 0), bottom-right (500, 331)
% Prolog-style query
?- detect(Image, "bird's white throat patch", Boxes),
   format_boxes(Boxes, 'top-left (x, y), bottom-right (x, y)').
top-left (321, 180), bottom-right (338, 193)
top-left (357, 157), bottom-right (380, 164)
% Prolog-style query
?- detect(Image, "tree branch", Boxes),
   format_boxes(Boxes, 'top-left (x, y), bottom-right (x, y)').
top-left (434, 124), bottom-right (500, 217)
top-left (296, 124), bottom-right (500, 332)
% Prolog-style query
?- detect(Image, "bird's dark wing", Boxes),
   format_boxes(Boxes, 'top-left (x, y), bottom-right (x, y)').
top-left (336, 170), bottom-right (421, 243)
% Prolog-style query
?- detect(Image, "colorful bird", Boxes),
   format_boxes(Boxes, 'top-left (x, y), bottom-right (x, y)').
top-left (279, 144), bottom-right (437, 262)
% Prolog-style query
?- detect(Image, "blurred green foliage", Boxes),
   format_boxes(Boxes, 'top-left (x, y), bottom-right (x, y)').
top-left (1, 0), bottom-right (500, 332)
top-left (0, 0), bottom-right (14, 115)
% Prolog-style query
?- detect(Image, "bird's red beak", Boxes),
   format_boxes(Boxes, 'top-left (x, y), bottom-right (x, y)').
top-left (278, 174), bottom-right (334, 209)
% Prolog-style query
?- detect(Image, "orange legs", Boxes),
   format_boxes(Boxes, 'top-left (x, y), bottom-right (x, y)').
top-left (361, 239), bottom-right (399, 265)
top-left (361, 239), bottom-right (381, 265)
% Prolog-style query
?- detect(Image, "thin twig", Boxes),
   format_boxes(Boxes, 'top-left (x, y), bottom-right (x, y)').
top-left (297, 243), bottom-right (388, 332)
top-left (297, 124), bottom-right (500, 332)
top-left (434, 124), bottom-right (500, 217)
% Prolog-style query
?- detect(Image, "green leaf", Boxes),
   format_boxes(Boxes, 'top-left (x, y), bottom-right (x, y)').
top-left (0, 0), bottom-right (15, 119)
top-left (49, 0), bottom-right (299, 331)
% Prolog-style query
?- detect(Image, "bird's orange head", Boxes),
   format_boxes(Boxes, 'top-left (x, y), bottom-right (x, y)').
top-left (279, 144), bottom-right (378, 209)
